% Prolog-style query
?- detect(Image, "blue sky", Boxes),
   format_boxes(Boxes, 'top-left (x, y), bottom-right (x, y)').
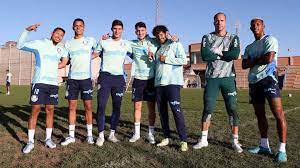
top-left (1, 0), bottom-right (299, 56)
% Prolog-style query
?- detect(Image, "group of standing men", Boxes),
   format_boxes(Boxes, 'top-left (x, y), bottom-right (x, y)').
top-left (16, 12), bottom-right (287, 162)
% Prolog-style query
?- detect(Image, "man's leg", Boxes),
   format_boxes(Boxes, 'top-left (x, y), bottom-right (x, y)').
top-left (194, 78), bottom-right (219, 149)
top-left (220, 77), bottom-right (242, 153)
top-left (156, 86), bottom-right (170, 147)
top-left (166, 85), bottom-right (188, 151)
top-left (81, 79), bottom-right (94, 143)
top-left (108, 85), bottom-right (124, 142)
top-left (62, 79), bottom-right (79, 145)
top-left (147, 101), bottom-right (156, 143)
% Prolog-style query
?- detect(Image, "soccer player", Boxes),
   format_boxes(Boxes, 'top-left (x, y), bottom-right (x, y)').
top-left (193, 12), bottom-right (243, 153)
top-left (152, 25), bottom-right (188, 152)
top-left (242, 17), bottom-right (288, 162)
top-left (16, 23), bottom-right (68, 154)
top-left (128, 22), bottom-right (158, 144)
top-left (60, 18), bottom-right (97, 146)
top-left (5, 69), bottom-right (12, 95)
top-left (94, 19), bottom-right (132, 147)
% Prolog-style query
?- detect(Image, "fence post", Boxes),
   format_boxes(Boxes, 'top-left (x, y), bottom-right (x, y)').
top-left (19, 50), bottom-right (21, 85)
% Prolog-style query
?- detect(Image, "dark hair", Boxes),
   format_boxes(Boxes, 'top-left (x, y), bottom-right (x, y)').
top-left (73, 18), bottom-right (85, 26)
top-left (53, 27), bottom-right (65, 34)
top-left (152, 25), bottom-right (168, 36)
top-left (6, 69), bottom-right (9, 72)
top-left (135, 22), bottom-right (146, 29)
top-left (111, 19), bottom-right (123, 29)
top-left (214, 12), bottom-right (226, 20)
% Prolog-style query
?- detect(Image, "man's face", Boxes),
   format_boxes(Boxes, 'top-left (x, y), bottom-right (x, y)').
top-left (250, 19), bottom-right (265, 37)
top-left (112, 25), bottom-right (123, 39)
top-left (214, 14), bottom-right (226, 33)
top-left (51, 29), bottom-right (65, 44)
top-left (155, 31), bottom-right (167, 44)
top-left (73, 21), bottom-right (85, 36)
top-left (135, 27), bottom-right (147, 40)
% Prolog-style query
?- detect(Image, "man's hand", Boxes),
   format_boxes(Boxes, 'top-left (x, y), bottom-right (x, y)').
top-left (159, 55), bottom-right (166, 62)
top-left (210, 47), bottom-right (223, 56)
top-left (26, 23), bottom-right (41, 32)
top-left (148, 47), bottom-right (154, 60)
top-left (101, 33), bottom-right (110, 40)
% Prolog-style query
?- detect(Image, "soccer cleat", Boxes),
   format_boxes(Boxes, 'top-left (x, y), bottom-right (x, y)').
top-left (96, 137), bottom-right (105, 147)
top-left (180, 141), bottom-right (188, 152)
top-left (22, 142), bottom-right (34, 154)
top-left (147, 133), bottom-right (156, 144)
top-left (108, 134), bottom-right (119, 143)
top-left (86, 136), bottom-right (94, 144)
top-left (193, 140), bottom-right (208, 149)
top-left (61, 136), bottom-right (75, 146)
top-left (248, 146), bottom-right (272, 155)
top-left (157, 138), bottom-right (169, 147)
top-left (45, 139), bottom-right (57, 149)
top-left (232, 143), bottom-right (243, 153)
top-left (275, 151), bottom-right (287, 163)
top-left (129, 134), bottom-right (140, 143)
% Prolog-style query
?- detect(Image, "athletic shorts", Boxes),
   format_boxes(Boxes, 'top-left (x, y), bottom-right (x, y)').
top-left (132, 78), bottom-right (155, 102)
top-left (6, 82), bottom-right (10, 87)
top-left (65, 78), bottom-right (93, 100)
top-left (249, 76), bottom-right (281, 104)
top-left (30, 83), bottom-right (59, 105)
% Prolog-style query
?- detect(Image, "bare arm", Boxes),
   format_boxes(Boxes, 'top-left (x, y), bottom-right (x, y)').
top-left (242, 51), bottom-right (275, 69)
top-left (58, 57), bottom-right (69, 69)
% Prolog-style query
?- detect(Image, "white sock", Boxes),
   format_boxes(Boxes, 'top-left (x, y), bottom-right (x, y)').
top-left (69, 125), bottom-right (75, 138)
top-left (201, 131), bottom-right (208, 142)
top-left (260, 138), bottom-right (270, 148)
top-left (149, 125), bottom-right (155, 135)
top-left (28, 129), bottom-right (35, 143)
top-left (99, 131), bottom-right (104, 138)
top-left (232, 134), bottom-right (239, 144)
top-left (134, 122), bottom-right (140, 136)
top-left (46, 128), bottom-right (53, 140)
top-left (278, 142), bottom-right (286, 153)
top-left (109, 130), bottom-right (115, 137)
top-left (87, 124), bottom-right (93, 137)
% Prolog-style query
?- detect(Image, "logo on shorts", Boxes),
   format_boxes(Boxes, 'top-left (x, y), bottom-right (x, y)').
top-left (65, 90), bottom-right (69, 97)
top-left (116, 93), bottom-right (124, 97)
top-left (170, 101), bottom-right (180, 106)
top-left (264, 88), bottom-right (277, 94)
top-left (97, 84), bottom-right (101, 90)
top-left (83, 89), bottom-right (93, 94)
top-left (228, 91), bottom-right (237, 96)
top-left (50, 94), bottom-right (58, 99)
top-left (31, 95), bottom-right (38, 102)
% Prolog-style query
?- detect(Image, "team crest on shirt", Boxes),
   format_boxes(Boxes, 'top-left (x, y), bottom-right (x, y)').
top-left (120, 42), bottom-right (126, 47)
top-left (31, 95), bottom-right (38, 102)
top-left (165, 46), bottom-right (170, 51)
top-left (234, 39), bottom-right (238, 48)
top-left (83, 40), bottom-right (89, 45)
top-left (57, 48), bottom-right (62, 54)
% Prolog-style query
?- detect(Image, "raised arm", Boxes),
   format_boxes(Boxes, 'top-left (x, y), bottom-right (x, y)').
top-left (17, 23), bottom-right (41, 50)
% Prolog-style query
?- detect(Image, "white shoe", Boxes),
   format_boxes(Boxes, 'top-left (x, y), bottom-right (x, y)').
top-left (232, 143), bottom-right (243, 153)
top-left (147, 133), bottom-right (156, 144)
top-left (108, 134), bottom-right (119, 143)
top-left (86, 136), bottom-right (94, 144)
top-left (96, 137), bottom-right (105, 147)
top-left (157, 138), bottom-right (169, 147)
top-left (23, 142), bottom-right (34, 154)
top-left (129, 134), bottom-right (140, 143)
top-left (45, 139), bottom-right (57, 149)
top-left (193, 140), bottom-right (208, 149)
top-left (61, 136), bottom-right (75, 146)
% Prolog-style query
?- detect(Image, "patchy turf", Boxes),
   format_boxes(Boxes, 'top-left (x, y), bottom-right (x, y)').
top-left (0, 86), bottom-right (299, 167)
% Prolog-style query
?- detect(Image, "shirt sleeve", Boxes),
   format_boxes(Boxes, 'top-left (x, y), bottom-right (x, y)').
top-left (164, 42), bottom-right (187, 65)
top-left (265, 36), bottom-right (278, 54)
top-left (94, 40), bottom-right (103, 53)
top-left (222, 35), bottom-right (240, 61)
top-left (201, 35), bottom-right (220, 62)
top-left (16, 30), bottom-right (41, 52)
top-left (242, 45), bottom-right (250, 59)
top-left (91, 37), bottom-right (98, 51)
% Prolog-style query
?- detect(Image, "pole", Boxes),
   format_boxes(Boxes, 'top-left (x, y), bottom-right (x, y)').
top-left (19, 50), bottom-right (21, 85)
